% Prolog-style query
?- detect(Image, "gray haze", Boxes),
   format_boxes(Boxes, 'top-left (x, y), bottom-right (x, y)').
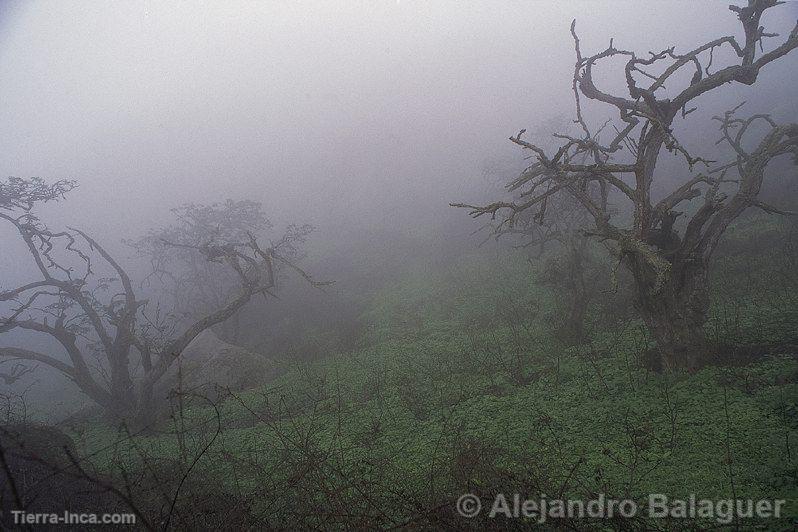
top-left (1, 2), bottom-right (798, 419)
top-left (3, 0), bottom-right (796, 257)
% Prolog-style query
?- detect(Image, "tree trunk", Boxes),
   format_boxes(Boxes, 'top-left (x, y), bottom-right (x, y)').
top-left (106, 346), bottom-right (137, 422)
top-left (101, 384), bottom-right (155, 430)
top-left (546, 236), bottom-right (592, 345)
top-left (132, 385), bottom-right (156, 431)
top-left (565, 239), bottom-right (589, 345)
top-left (629, 256), bottom-right (711, 371)
top-left (564, 288), bottom-right (587, 345)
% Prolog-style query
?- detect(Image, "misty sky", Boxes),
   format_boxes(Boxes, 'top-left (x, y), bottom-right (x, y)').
top-left (1, 0), bottom-right (797, 263)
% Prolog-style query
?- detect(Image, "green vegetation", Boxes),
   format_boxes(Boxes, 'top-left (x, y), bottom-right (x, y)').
top-left (68, 218), bottom-right (798, 529)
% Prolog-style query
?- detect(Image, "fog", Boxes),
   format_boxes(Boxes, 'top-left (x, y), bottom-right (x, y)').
top-left (0, 0), bottom-right (798, 530)
top-left (2, 0), bottom-right (798, 386)
top-left (3, 1), bottom-right (794, 248)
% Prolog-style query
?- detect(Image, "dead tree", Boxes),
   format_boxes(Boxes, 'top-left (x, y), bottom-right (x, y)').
top-left (0, 177), bottom-right (329, 427)
top-left (454, 0), bottom-right (798, 370)
top-left (525, 197), bottom-right (598, 345)
top-left (480, 192), bottom-right (600, 345)
top-left (126, 200), bottom-right (314, 343)
top-left (477, 122), bottom-right (610, 345)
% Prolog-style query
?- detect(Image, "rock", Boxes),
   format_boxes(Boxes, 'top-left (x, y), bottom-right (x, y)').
top-left (0, 422), bottom-right (77, 466)
top-left (0, 423), bottom-right (118, 528)
top-left (155, 330), bottom-right (275, 401)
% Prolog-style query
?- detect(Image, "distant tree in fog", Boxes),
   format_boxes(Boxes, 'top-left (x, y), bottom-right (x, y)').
top-left (477, 118), bottom-right (609, 345)
top-left (455, 0), bottom-right (798, 370)
top-left (127, 200), bottom-right (314, 342)
top-left (488, 193), bottom-right (606, 344)
top-left (0, 178), bottom-right (329, 427)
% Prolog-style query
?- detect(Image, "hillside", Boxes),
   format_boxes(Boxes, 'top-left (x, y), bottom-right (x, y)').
top-left (66, 219), bottom-right (798, 530)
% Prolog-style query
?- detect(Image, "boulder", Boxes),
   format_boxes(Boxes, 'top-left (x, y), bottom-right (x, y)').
top-left (156, 330), bottom-right (275, 401)
top-left (0, 423), bottom-right (118, 528)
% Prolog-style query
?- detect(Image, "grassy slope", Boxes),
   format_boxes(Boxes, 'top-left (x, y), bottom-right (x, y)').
top-left (72, 223), bottom-right (798, 528)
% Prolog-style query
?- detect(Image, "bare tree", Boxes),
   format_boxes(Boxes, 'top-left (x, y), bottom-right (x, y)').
top-left (479, 191), bottom-right (602, 344)
top-left (478, 121), bottom-right (609, 345)
top-left (0, 177), bottom-right (329, 427)
top-left (126, 200), bottom-right (314, 342)
top-left (454, 0), bottom-right (798, 370)
top-left (527, 198), bottom-right (602, 345)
